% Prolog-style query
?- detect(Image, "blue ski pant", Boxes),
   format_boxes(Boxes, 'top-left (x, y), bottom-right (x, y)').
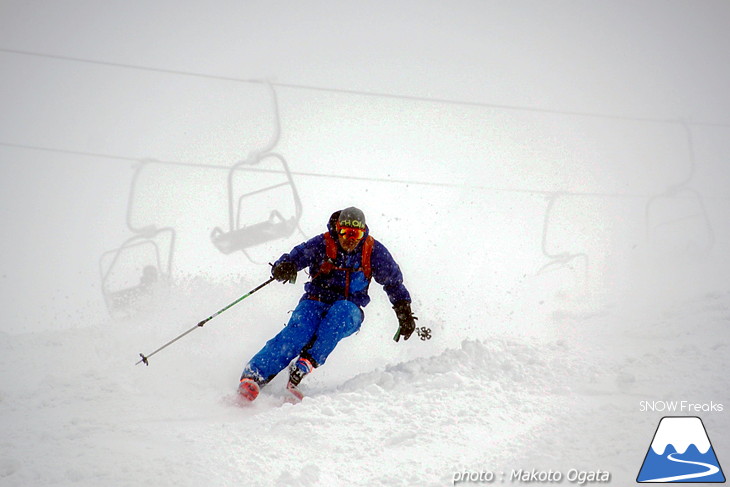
top-left (242, 298), bottom-right (364, 384)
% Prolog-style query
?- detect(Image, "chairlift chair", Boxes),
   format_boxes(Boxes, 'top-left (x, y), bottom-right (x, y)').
top-left (644, 123), bottom-right (715, 257)
top-left (211, 152), bottom-right (303, 256)
top-left (99, 159), bottom-right (177, 318)
top-left (210, 82), bottom-right (305, 259)
top-left (536, 192), bottom-right (590, 289)
top-left (99, 226), bottom-right (175, 318)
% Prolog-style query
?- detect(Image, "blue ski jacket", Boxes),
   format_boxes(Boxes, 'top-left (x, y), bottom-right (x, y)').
top-left (274, 219), bottom-right (411, 308)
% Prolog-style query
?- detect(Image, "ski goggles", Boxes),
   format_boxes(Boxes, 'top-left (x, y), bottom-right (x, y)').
top-left (337, 225), bottom-right (366, 241)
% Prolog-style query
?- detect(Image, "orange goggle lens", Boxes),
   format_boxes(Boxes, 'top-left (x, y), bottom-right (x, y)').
top-left (338, 226), bottom-right (365, 240)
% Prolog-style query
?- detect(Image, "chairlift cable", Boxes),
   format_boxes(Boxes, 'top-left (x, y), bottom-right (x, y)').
top-left (2, 47), bottom-right (729, 128)
top-left (5, 140), bottom-right (730, 201)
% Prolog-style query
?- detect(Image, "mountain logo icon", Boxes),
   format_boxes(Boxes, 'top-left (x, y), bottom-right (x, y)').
top-left (637, 416), bottom-right (726, 483)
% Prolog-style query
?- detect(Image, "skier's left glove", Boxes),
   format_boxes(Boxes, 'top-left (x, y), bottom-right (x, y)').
top-left (393, 301), bottom-right (417, 342)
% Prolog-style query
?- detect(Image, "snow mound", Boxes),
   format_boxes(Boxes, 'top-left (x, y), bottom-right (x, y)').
top-left (0, 321), bottom-right (579, 487)
top-left (2, 290), bottom-right (727, 486)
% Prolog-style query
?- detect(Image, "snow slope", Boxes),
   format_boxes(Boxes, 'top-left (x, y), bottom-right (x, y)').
top-left (1, 279), bottom-right (728, 486)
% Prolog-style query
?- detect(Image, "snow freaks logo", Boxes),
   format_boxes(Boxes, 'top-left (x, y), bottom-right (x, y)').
top-left (637, 416), bottom-right (726, 483)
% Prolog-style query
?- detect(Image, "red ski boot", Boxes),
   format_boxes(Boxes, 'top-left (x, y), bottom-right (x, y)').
top-left (238, 378), bottom-right (260, 402)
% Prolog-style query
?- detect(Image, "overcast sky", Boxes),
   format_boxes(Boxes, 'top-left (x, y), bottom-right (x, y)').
top-left (2, 0), bottom-right (730, 124)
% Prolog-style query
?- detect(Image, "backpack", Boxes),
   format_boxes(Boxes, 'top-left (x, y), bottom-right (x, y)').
top-left (318, 232), bottom-right (375, 279)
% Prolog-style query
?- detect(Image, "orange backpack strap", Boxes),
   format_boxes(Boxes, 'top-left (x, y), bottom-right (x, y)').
top-left (318, 232), bottom-right (338, 275)
top-left (361, 236), bottom-right (375, 280)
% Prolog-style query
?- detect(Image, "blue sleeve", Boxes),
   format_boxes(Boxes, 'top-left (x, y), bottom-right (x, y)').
top-left (275, 234), bottom-right (326, 272)
top-left (371, 240), bottom-right (411, 305)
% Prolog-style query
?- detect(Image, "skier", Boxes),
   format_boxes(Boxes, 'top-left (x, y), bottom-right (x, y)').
top-left (238, 206), bottom-right (417, 401)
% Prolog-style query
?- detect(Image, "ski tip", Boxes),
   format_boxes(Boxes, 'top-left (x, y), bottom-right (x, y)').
top-left (285, 381), bottom-right (304, 403)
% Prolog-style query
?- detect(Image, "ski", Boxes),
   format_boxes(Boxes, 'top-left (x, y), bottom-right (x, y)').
top-left (285, 381), bottom-right (304, 402)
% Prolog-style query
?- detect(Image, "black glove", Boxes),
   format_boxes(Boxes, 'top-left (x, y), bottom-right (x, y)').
top-left (271, 261), bottom-right (297, 283)
top-left (393, 301), bottom-right (417, 342)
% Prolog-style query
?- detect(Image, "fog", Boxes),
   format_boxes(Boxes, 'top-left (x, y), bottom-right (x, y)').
top-left (2, 3), bottom-right (730, 485)
top-left (1, 1), bottom-right (729, 335)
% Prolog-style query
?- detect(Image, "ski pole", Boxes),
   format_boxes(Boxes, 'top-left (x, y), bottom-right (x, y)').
top-left (136, 277), bottom-right (275, 366)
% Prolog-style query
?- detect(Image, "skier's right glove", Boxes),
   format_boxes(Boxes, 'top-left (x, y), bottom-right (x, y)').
top-left (393, 301), bottom-right (417, 342)
top-left (271, 261), bottom-right (297, 283)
